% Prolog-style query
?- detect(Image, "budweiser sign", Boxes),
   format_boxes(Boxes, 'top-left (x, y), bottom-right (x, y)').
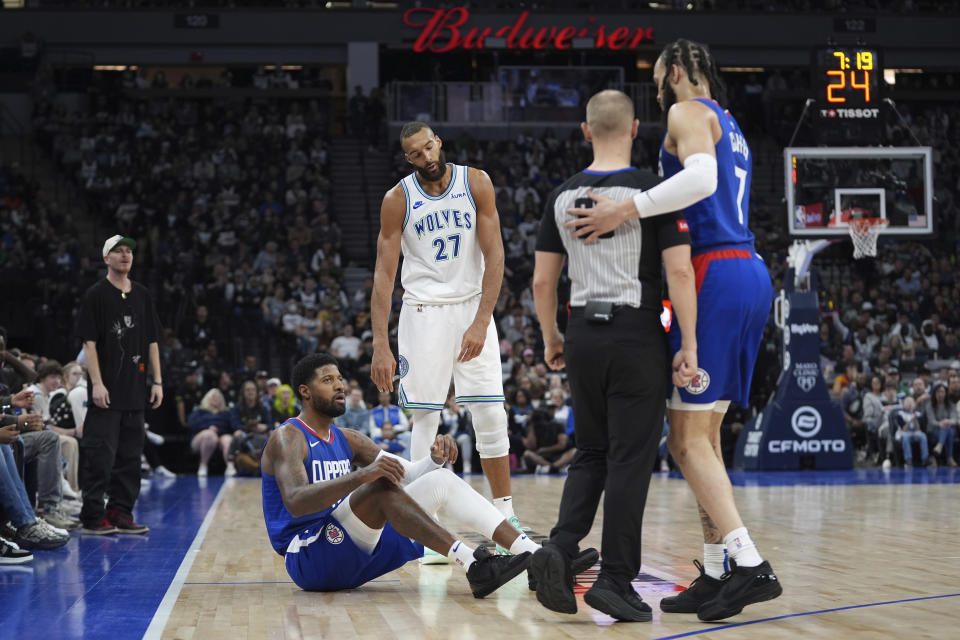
top-left (403, 8), bottom-right (655, 53)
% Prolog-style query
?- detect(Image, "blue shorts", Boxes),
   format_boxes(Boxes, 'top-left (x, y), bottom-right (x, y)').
top-left (285, 515), bottom-right (424, 591)
top-left (669, 249), bottom-right (773, 407)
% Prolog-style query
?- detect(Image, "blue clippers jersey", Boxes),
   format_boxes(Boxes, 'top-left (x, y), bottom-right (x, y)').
top-left (262, 418), bottom-right (354, 554)
top-left (659, 98), bottom-right (755, 254)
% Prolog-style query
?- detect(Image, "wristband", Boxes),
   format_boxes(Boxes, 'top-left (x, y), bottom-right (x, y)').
top-left (152, 382), bottom-right (163, 386)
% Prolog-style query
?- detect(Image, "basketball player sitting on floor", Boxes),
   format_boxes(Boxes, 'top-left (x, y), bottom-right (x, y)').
top-left (261, 353), bottom-right (537, 597)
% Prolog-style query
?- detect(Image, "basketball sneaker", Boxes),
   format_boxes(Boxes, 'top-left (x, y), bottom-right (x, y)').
top-left (495, 514), bottom-right (527, 555)
top-left (528, 546), bottom-right (599, 591)
top-left (696, 560), bottom-right (782, 621)
top-left (584, 574), bottom-right (652, 622)
top-left (0, 536), bottom-right (33, 564)
top-left (465, 546), bottom-right (532, 599)
top-left (107, 510), bottom-right (149, 535)
top-left (529, 543), bottom-right (577, 614)
top-left (659, 559), bottom-right (723, 613)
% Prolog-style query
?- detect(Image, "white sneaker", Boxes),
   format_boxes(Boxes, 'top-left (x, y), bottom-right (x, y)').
top-left (881, 458), bottom-right (892, 470)
top-left (197, 464), bottom-right (208, 477)
top-left (225, 463), bottom-right (237, 477)
top-left (61, 477), bottom-right (79, 500)
top-left (145, 429), bottom-right (165, 446)
top-left (535, 464), bottom-right (551, 475)
top-left (659, 458), bottom-right (670, 472)
top-left (154, 465), bottom-right (176, 478)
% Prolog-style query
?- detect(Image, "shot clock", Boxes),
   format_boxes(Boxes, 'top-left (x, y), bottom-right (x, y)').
top-left (813, 47), bottom-right (883, 143)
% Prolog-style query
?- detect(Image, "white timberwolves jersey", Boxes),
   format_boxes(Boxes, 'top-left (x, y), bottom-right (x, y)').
top-left (399, 164), bottom-right (484, 304)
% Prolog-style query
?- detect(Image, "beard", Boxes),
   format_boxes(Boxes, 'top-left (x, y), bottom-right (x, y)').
top-left (416, 149), bottom-right (447, 182)
top-left (660, 79), bottom-right (677, 128)
top-left (311, 394), bottom-right (345, 418)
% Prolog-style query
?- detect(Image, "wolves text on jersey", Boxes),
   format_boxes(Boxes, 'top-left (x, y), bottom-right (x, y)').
top-left (413, 208), bottom-right (472, 240)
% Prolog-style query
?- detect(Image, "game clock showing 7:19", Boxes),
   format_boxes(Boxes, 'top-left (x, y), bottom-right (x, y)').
top-left (815, 47), bottom-right (881, 121)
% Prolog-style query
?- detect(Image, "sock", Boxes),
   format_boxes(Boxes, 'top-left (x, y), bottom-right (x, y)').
top-left (492, 496), bottom-right (515, 519)
top-left (723, 527), bottom-right (763, 568)
top-left (447, 540), bottom-right (476, 570)
top-left (703, 543), bottom-right (727, 579)
top-left (508, 532), bottom-right (540, 555)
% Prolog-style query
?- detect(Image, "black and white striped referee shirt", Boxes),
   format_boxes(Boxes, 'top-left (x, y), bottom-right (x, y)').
top-left (535, 167), bottom-right (691, 311)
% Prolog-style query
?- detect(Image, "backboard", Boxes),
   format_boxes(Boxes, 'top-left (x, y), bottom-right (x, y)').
top-left (785, 146), bottom-right (933, 237)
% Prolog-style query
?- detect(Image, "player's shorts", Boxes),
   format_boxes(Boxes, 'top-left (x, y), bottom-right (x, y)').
top-left (397, 295), bottom-right (505, 410)
top-left (284, 514), bottom-right (424, 591)
top-left (668, 248), bottom-right (773, 409)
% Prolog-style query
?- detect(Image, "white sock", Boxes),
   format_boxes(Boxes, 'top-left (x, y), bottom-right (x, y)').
top-left (447, 540), bottom-right (476, 570)
top-left (724, 527), bottom-right (763, 568)
top-left (509, 532), bottom-right (540, 555)
top-left (492, 496), bottom-right (515, 519)
top-left (410, 409), bottom-right (440, 461)
top-left (703, 543), bottom-right (727, 579)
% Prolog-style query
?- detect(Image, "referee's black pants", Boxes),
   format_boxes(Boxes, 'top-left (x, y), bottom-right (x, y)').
top-left (79, 407), bottom-right (145, 527)
top-left (549, 306), bottom-right (668, 590)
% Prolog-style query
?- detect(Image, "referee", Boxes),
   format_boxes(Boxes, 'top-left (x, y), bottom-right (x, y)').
top-left (528, 90), bottom-right (698, 622)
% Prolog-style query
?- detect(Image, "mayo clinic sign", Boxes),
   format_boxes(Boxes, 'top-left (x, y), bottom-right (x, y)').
top-left (404, 8), bottom-right (656, 53)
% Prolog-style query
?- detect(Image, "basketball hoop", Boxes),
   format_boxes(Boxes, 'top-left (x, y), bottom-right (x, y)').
top-left (848, 218), bottom-right (888, 259)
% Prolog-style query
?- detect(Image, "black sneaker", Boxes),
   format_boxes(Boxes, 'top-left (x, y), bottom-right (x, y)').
top-left (528, 546), bottom-right (599, 591)
top-left (107, 509), bottom-right (150, 535)
top-left (697, 560), bottom-right (782, 621)
top-left (660, 559), bottom-right (723, 613)
top-left (0, 536), bottom-right (33, 564)
top-left (584, 574), bottom-right (652, 622)
top-left (529, 544), bottom-right (577, 614)
top-left (81, 519), bottom-right (119, 535)
top-left (465, 546), bottom-right (532, 599)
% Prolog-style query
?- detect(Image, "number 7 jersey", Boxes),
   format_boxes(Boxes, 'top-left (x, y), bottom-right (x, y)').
top-left (659, 98), bottom-right (755, 253)
top-left (398, 163), bottom-right (484, 305)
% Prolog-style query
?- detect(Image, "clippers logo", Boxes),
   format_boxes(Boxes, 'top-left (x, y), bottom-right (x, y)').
top-left (413, 200), bottom-right (424, 210)
top-left (324, 523), bottom-right (344, 545)
top-left (398, 355), bottom-right (409, 378)
top-left (677, 219), bottom-right (689, 232)
top-left (790, 406), bottom-right (823, 438)
top-left (686, 368), bottom-right (710, 395)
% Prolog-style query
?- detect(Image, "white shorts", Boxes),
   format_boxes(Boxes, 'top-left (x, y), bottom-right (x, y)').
top-left (397, 296), bottom-right (505, 410)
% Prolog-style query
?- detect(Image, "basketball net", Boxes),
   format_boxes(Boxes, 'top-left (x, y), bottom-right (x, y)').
top-left (848, 218), bottom-right (888, 259)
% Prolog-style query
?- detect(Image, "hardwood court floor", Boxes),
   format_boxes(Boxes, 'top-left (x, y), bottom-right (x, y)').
top-left (159, 471), bottom-right (960, 640)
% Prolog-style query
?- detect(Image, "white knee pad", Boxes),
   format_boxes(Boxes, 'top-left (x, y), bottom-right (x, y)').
top-left (466, 403), bottom-right (509, 459)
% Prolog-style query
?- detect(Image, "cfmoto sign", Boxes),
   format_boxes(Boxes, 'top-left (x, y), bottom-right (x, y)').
top-left (791, 406), bottom-right (822, 438)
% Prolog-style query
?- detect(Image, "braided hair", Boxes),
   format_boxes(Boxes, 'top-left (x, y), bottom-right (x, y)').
top-left (657, 39), bottom-right (727, 106)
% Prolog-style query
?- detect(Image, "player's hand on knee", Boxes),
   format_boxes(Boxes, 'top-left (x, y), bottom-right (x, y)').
top-left (371, 347), bottom-right (397, 392)
top-left (458, 322), bottom-right (486, 362)
top-left (362, 455), bottom-right (406, 484)
top-left (430, 434), bottom-right (458, 465)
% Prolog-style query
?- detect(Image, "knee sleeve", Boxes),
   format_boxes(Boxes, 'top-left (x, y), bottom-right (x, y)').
top-left (410, 409), bottom-right (440, 461)
top-left (466, 403), bottom-right (509, 459)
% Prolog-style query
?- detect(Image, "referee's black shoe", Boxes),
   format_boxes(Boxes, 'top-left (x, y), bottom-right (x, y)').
top-left (659, 560), bottom-right (722, 613)
top-left (529, 544), bottom-right (577, 614)
top-left (466, 546), bottom-right (532, 599)
top-left (584, 575), bottom-right (652, 622)
top-left (696, 560), bottom-right (782, 621)
top-left (528, 547), bottom-right (599, 591)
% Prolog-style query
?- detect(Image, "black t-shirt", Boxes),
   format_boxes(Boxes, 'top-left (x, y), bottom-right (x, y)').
top-left (77, 278), bottom-right (161, 411)
top-left (536, 168), bottom-right (690, 312)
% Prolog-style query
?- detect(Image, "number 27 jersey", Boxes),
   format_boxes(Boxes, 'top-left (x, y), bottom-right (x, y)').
top-left (659, 98), bottom-right (755, 253)
top-left (398, 164), bottom-right (483, 305)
